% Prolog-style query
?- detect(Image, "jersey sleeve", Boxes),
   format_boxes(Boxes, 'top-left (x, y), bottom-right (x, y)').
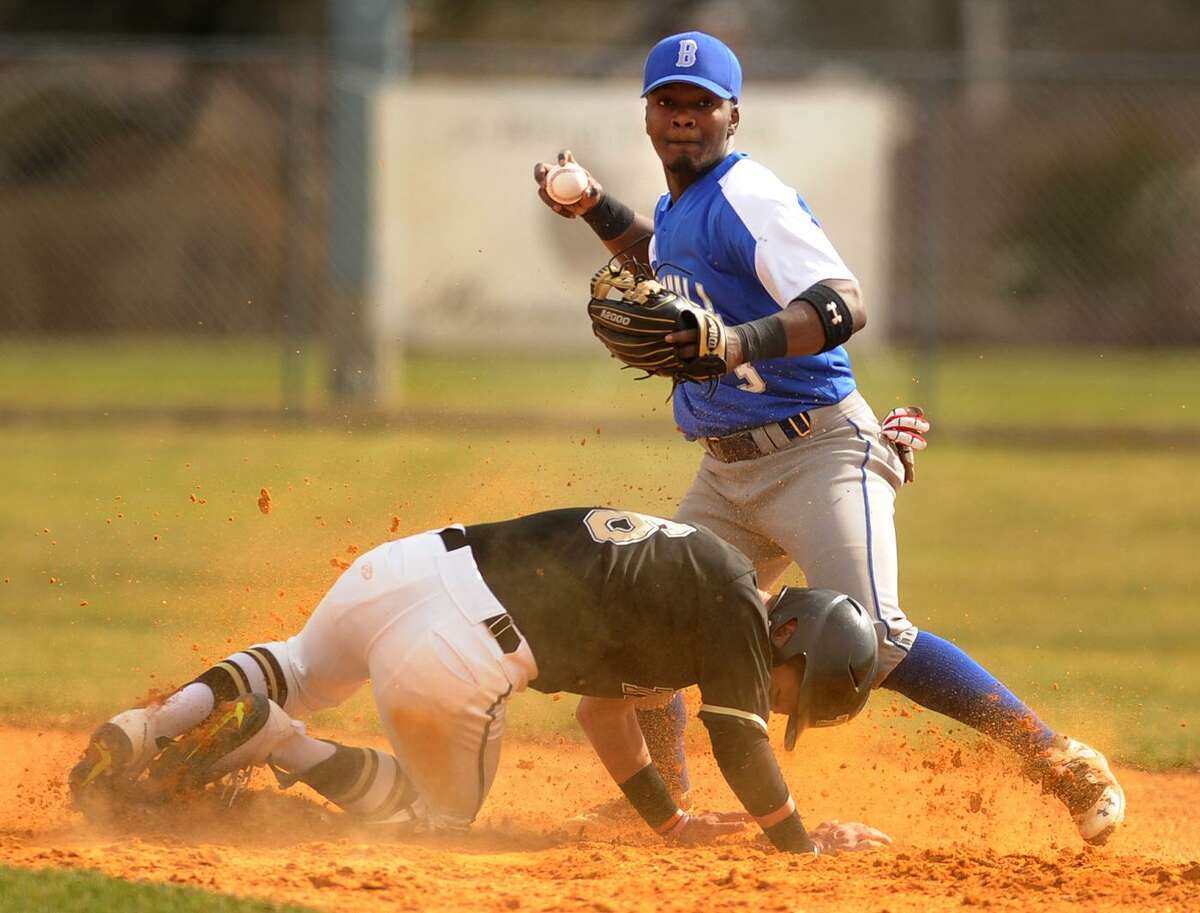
top-left (719, 160), bottom-right (856, 308)
top-left (695, 572), bottom-right (772, 734)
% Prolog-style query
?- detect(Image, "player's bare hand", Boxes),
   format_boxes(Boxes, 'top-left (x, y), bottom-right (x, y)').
top-left (533, 150), bottom-right (602, 219)
top-left (664, 811), bottom-right (747, 845)
top-left (810, 820), bottom-right (893, 854)
top-left (881, 406), bottom-right (929, 485)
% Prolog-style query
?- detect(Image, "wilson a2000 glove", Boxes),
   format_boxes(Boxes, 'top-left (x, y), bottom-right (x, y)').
top-left (586, 262), bottom-right (731, 383)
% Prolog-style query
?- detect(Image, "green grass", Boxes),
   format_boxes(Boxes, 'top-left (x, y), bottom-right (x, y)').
top-left (1, 338), bottom-right (1197, 432)
top-left (0, 865), bottom-right (315, 913)
top-left (0, 339), bottom-right (1197, 768)
top-left (0, 338), bottom-right (325, 411)
top-left (882, 347), bottom-right (1200, 432)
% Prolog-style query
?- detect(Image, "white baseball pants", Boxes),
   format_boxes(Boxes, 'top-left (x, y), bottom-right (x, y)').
top-left (261, 530), bottom-right (538, 829)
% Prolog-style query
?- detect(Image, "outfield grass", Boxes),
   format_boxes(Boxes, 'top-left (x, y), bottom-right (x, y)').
top-left (1, 337), bottom-right (1197, 432)
top-left (0, 341), bottom-right (1197, 768)
top-left (0, 865), bottom-right (315, 913)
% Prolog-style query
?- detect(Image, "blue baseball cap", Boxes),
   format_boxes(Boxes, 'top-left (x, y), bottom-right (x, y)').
top-left (641, 31), bottom-right (743, 101)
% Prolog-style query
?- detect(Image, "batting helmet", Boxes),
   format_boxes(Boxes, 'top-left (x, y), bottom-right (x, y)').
top-left (768, 587), bottom-right (879, 750)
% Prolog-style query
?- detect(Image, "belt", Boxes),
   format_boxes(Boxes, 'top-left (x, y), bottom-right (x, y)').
top-left (437, 527), bottom-right (521, 655)
top-left (700, 411), bottom-right (813, 463)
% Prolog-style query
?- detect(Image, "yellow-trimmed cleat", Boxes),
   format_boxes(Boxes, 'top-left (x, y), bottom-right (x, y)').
top-left (146, 694), bottom-right (295, 797)
top-left (69, 708), bottom-right (159, 813)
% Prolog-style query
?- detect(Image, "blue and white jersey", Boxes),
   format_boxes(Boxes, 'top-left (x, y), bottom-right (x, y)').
top-left (649, 152), bottom-right (858, 438)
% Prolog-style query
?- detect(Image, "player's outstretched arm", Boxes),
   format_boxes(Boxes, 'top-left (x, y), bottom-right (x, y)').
top-left (576, 696), bottom-right (745, 844)
top-left (533, 150), bottom-right (654, 265)
top-left (703, 716), bottom-right (818, 852)
top-left (576, 695), bottom-right (652, 783)
top-left (704, 716), bottom-right (894, 854)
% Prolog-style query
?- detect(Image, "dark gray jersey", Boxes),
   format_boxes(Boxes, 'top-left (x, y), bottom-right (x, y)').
top-left (462, 507), bottom-right (771, 733)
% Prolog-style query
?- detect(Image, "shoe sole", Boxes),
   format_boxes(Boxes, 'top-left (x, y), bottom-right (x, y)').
top-left (69, 723), bottom-right (135, 811)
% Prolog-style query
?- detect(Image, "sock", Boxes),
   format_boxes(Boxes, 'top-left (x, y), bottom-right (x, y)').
top-left (152, 643), bottom-right (296, 744)
top-left (880, 630), bottom-right (1056, 759)
top-left (269, 730), bottom-right (337, 772)
top-left (191, 643), bottom-right (295, 713)
top-left (289, 742), bottom-right (421, 821)
top-left (636, 691), bottom-right (691, 797)
top-left (149, 682), bottom-right (215, 741)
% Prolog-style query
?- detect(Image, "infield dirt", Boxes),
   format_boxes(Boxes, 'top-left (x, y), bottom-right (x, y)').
top-left (2, 721), bottom-right (1198, 913)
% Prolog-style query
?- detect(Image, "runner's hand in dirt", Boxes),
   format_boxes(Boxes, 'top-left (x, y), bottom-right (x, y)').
top-left (664, 811), bottom-right (748, 845)
top-left (810, 820), bottom-right (892, 854)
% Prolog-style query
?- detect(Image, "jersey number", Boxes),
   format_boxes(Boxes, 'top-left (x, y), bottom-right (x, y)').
top-left (660, 275), bottom-right (767, 395)
top-left (733, 364), bottom-right (766, 393)
top-left (583, 509), bottom-right (696, 546)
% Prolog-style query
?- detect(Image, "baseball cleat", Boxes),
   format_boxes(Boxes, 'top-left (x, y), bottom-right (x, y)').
top-left (1028, 736), bottom-right (1126, 845)
top-left (69, 708), bottom-right (162, 810)
top-left (146, 693), bottom-right (295, 795)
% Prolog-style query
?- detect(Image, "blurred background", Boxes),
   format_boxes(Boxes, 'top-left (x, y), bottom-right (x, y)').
top-left (1, 1), bottom-right (1197, 769)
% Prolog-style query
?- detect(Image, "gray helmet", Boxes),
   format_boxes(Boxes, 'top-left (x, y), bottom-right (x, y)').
top-left (768, 587), bottom-right (879, 750)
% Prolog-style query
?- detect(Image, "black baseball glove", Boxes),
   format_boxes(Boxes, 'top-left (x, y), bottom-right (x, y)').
top-left (586, 262), bottom-right (731, 383)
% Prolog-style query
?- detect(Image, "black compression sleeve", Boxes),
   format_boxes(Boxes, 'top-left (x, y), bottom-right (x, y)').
top-left (732, 314), bottom-right (789, 363)
top-left (763, 811), bottom-right (817, 853)
top-left (582, 193), bottom-right (636, 241)
top-left (702, 715), bottom-right (790, 816)
top-left (703, 717), bottom-right (818, 852)
top-left (618, 763), bottom-right (679, 829)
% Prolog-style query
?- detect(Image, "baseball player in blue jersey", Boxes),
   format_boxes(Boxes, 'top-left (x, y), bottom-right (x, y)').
top-left (534, 30), bottom-right (1125, 845)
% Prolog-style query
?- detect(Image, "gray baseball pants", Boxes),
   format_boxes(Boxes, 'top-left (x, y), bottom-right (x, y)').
top-left (675, 389), bottom-right (917, 681)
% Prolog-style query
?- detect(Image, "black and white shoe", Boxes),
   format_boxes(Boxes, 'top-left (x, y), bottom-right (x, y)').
top-left (1028, 735), bottom-right (1126, 845)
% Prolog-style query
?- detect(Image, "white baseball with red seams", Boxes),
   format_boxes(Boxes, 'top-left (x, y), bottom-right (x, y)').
top-left (544, 163), bottom-right (589, 205)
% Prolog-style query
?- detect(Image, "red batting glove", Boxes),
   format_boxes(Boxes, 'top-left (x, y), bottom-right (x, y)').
top-left (881, 406), bottom-right (930, 484)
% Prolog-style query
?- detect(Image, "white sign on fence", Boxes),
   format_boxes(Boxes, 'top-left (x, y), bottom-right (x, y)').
top-left (373, 77), bottom-right (905, 351)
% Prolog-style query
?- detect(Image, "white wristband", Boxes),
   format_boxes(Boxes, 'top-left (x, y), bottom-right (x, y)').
top-left (657, 808), bottom-right (689, 838)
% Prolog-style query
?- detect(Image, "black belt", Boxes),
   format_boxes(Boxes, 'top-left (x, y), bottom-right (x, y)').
top-left (438, 526), bottom-right (468, 552)
top-left (702, 411), bottom-right (813, 463)
top-left (437, 527), bottom-right (521, 655)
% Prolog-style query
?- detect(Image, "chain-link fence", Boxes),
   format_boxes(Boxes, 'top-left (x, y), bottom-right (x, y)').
top-left (891, 76), bottom-right (1200, 347)
top-left (1, 39), bottom-right (1198, 411)
top-left (0, 46), bottom-right (328, 339)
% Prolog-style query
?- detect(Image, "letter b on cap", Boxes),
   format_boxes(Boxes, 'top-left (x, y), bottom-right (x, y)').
top-left (676, 39), bottom-right (698, 67)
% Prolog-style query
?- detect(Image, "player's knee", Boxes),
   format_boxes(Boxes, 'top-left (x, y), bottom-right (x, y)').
top-left (575, 697), bottom-right (599, 728)
top-left (191, 642), bottom-right (299, 713)
top-left (575, 695), bottom-right (629, 731)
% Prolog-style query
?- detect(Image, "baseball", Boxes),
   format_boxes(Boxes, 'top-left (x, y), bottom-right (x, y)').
top-left (544, 163), bottom-right (589, 205)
